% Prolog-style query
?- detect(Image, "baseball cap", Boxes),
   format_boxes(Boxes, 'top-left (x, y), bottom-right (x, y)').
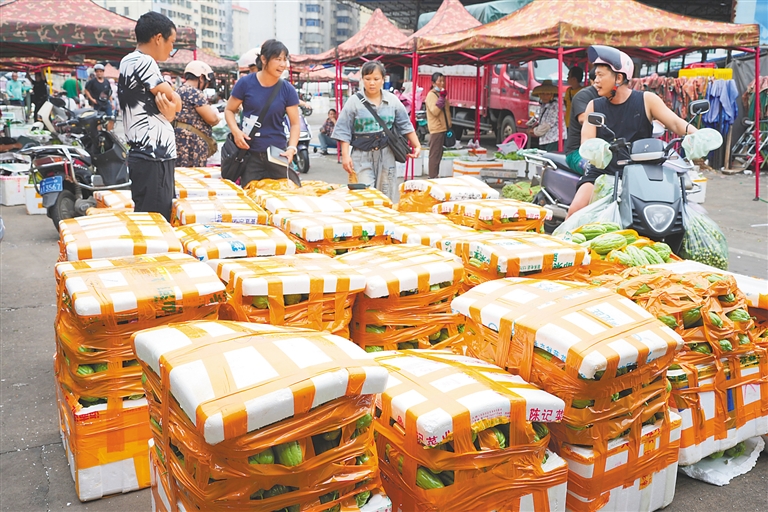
top-left (94, 64), bottom-right (105, 71)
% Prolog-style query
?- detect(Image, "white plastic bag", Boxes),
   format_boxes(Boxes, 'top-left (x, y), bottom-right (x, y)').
top-left (682, 128), bottom-right (723, 160)
top-left (553, 195), bottom-right (621, 236)
top-left (579, 138), bottom-right (612, 169)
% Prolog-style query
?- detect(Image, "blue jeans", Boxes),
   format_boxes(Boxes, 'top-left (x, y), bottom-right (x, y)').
top-left (318, 132), bottom-right (335, 151)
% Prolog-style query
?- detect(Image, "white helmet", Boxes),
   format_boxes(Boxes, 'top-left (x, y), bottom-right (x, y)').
top-left (184, 60), bottom-right (215, 86)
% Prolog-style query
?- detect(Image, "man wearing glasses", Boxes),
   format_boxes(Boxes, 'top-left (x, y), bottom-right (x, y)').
top-left (118, 11), bottom-right (181, 222)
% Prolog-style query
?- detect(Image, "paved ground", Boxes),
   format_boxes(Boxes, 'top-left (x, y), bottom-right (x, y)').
top-left (1, 113), bottom-right (767, 511)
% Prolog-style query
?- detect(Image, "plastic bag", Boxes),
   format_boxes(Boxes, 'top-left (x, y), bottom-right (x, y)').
top-left (681, 203), bottom-right (729, 270)
top-left (590, 173), bottom-right (614, 202)
top-left (579, 138), bottom-right (612, 169)
top-left (682, 128), bottom-right (724, 160)
top-left (553, 194), bottom-right (622, 236)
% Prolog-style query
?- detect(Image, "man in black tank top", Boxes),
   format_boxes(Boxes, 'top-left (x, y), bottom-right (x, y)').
top-left (567, 45), bottom-right (697, 218)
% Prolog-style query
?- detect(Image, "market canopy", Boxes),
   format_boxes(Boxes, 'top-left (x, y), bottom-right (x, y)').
top-left (408, 0), bottom-right (482, 40)
top-left (0, 0), bottom-right (196, 62)
top-left (291, 8), bottom-right (409, 66)
top-left (159, 49), bottom-right (237, 74)
top-left (417, 0), bottom-right (760, 63)
top-left (417, 0), bottom-right (531, 29)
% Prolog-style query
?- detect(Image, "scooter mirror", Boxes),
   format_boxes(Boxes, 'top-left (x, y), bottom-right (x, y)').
top-left (50, 97), bottom-right (67, 108)
top-left (586, 112), bottom-right (606, 127)
top-left (689, 100), bottom-right (710, 117)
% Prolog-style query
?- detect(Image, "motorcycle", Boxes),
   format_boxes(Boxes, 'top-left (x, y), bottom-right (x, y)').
top-left (532, 99), bottom-right (712, 253)
top-left (284, 112), bottom-right (312, 174)
top-left (299, 92), bottom-right (313, 117)
top-left (24, 97), bottom-right (130, 229)
top-left (414, 108), bottom-right (429, 144)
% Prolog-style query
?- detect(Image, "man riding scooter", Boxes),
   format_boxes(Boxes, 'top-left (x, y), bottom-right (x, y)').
top-left (568, 45), bottom-right (697, 218)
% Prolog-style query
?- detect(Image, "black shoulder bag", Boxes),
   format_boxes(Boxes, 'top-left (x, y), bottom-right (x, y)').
top-left (355, 92), bottom-right (410, 163)
top-left (220, 79), bottom-right (283, 181)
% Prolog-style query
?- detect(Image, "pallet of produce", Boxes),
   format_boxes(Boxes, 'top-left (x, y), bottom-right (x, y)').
top-left (434, 198), bottom-right (553, 232)
top-left (668, 352), bottom-right (768, 465)
top-left (560, 411), bottom-right (683, 512)
top-left (390, 213), bottom-right (477, 247)
top-left (170, 196), bottom-right (268, 227)
top-left (324, 185), bottom-right (394, 209)
top-left (372, 350), bottom-right (568, 512)
top-left (175, 223), bottom-right (295, 261)
top-left (133, 320), bottom-right (391, 512)
top-left (174, 175), bottom-right (243, 198)
top-left (397, 176), bottom-right (499, 213)
top-left (272, 210), bottom-right (395, 256)
top-left (54, 363), bottom-right (152, 502)
top-left (436, 231), bottom-right (590, 290)
top-left (58, 212), bottom-right (182, 262)
top-left (93, 189), bottom-right (134, 209)
top-left (209, 253), bottom-right (366, 337)
top-left (336, 245), bottom-right (465, 351)
top-left (53, 254), bottom-right (225, 501)
top-left (175, 166), bottom-right (221, 179)
top-left (249, 188), bottom-right (352, 215)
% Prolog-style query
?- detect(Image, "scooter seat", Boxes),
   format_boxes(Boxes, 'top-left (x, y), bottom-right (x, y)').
top-left (541, 152), bottom-right (572, 172)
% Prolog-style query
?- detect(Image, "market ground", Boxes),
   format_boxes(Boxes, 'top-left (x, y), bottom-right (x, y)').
top-left (1, 113), bottom-right (767, 511)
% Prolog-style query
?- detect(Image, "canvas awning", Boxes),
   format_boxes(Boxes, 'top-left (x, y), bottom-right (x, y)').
top-left (159, 48), bottom-right (237, 74)
top-left (0, 0), bottom-right (196, 62)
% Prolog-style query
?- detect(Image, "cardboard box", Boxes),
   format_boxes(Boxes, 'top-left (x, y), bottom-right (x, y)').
top-left (24, 184), bottom-right (46, 214)
top-left (0, 174), bottom-right (27, 206)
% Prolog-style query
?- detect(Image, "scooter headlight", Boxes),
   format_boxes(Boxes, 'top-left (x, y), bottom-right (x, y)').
top-left (643, 204), bottom-right (675, 233)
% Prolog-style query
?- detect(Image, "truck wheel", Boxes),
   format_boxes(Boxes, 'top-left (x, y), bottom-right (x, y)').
top-left (497, 115), bottom-right (516, 144)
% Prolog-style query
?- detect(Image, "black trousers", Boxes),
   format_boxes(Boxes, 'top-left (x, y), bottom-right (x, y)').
top-left (128, 154), bottom-right (175, 222)
top-left (240, 151), bottom-right (290, 189)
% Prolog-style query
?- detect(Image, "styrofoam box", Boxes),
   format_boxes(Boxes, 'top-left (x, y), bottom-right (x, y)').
top-left (1, 175), bottom-right (27, 206)
top-left (24, 184), bottom-right (46, 214)
top-left (438, 159), bottom-right (453, 177)
top-left (561, 411), bottom-right (682, 512)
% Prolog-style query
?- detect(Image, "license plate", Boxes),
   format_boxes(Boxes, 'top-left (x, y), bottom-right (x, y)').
top-left (40, 176), bottom-right (63, 194)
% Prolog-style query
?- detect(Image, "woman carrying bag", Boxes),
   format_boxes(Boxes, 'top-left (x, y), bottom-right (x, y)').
top-left (174, 60), bottom-right (219, 167)
top-left (332, 61), bottom-right (420, 200)
top-left (531, 80), bottom-right (566, 152)
top-left (223, 39), bottom-right (300, 188)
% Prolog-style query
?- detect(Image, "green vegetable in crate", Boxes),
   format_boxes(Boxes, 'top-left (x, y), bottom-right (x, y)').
top-left (438, 471), bottom-right (454, 486)
top-left (468, 257), bottom-right (483, 268)
top-left (356, 491), bottom-right (371, 508)
top-left (572, 399), bottom-right (595, 409)
top-left (690, 342), bottom-right (712, 355)
top-left (625, 245), bottom-right (649, 266)
top-left (501, 181), bottom-right (540, 202)
top-left (365, 325), bottom-right (386, 334)
top-left (76, 364), bottom-right (94, 376)
top-left (708, 450), bottom-right (725, 460)
top-left (533, 423), bottom-right (549, 442)
top-left (356, 413), bottom-right (372, 431)
top-left (708, 311), bottom-right (724, 328)
top-left (248, 447), bottom-right (275, 464)
top-left (356, 453), bottom-right (370, 465)
top-left (416, 467), bottom-right (445, 489)
top-left (738, 333), bottom-right (750, 345)
top-left (602, 222), bottom-right (622, 233)
top-left (707, 274), bottom-right (726, 283)
top-left (320, 491), bottom-right (339, 505)
top-left (398, 342), bottom-right (417, 350)
top-left (578, 224), bottom-right (607, 240)
top-left (658, 315), bottom-right (678, 329)
top-left (606, 249), bottom-right (634, 266)
top-left (633, 284), bottom-right (652, 297)
top-left (485, 427), bottom-right (507, 449)
top-left (651, 242), bottom-right (672, 261)
top-left (570, 232), bottom-right (587, 244)
top-left (284, 294), bottom-right (303, 305)
top-left (727, 309), bottom-right (751, 323)
top-left (150, 417), bottom-right (162, 433)
top-left (718, 339), bottom-right (733, 352)
top-left (590, 233), bottom-right (627, 255)
top-left (718, 293), bottom-right (736, 304)
top-left (365, 346), bottom-right (384, 353)
top-left (322, 429), bottom-right (341, 441)
top-left (275, 441), bottom-right (303, 467)
top-left (251, 296), bottom-right (269, 309)
top-left (682, 307), bottom-right (702, 328)
top-left (724, 441), bottom-right (746, 458)
top-left (428, 330), bottom-right (441, 342)
top-left (92, 362), bottom-right (108, 373)
top-left (642, 246), bottom-right (665, 265)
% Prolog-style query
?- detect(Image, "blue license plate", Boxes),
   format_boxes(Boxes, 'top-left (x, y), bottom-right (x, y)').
top-left (40, 176), bottom-right (63, 194)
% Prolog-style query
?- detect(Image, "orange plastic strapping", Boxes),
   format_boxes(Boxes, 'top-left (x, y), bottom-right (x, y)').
top-left (371, 350), bottom-right (568, 512)
top-left (242, 178), bottom-right (298, 194)
top-left (559, 411), bottom-right (683, 512)
top-left (208, 254), bottom-right (366, 337)
top-left (324, 186), bottom-right (394, 208)
top-left (397, 176), bottom-right (500, 213)
top-left (86, 206), bottom-right (134, 216)
top-left (174, 176), bottom-right (244, 199)
top-left (249, 188), bottom-right (353, 215)
top-left (58, 212), bottom-right (182, 262)
top-left (388, 212), bottom-right (478, 246)
top-left (335, 245), bottom-right (465, 351)
top-left (93, 189), bottom-right (134, 209)
top-left (132, 320), bottom-right (390, 512)
top-left (435, 231), bottom-right (590, 288)
top-left (175, 167), bottom-right (222, 179)
top-left (272, 210), bottom-right (396, 257)
top-left (433, 198), bottom-right (553, 233)
top-left (171, 196), bottom-right (269, 227)
top-left (174, 223), bottom-right (296, 261)
top-left (54, 361), bottom-right (152, 501)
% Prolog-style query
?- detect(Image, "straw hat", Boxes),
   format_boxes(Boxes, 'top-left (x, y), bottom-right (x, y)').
top-left (532, 80), bottom-right (558, 96)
